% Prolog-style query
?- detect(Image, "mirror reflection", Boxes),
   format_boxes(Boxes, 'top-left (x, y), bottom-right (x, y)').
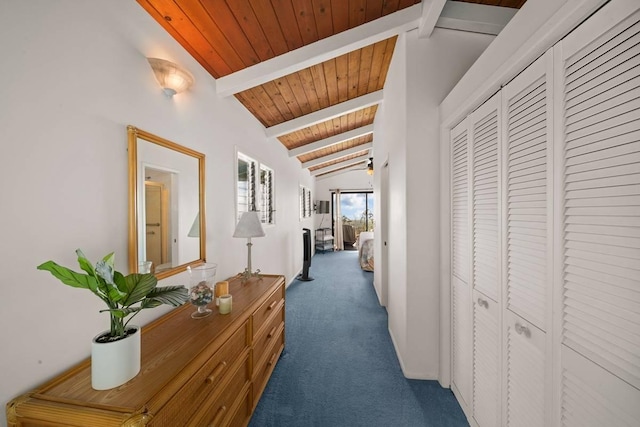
top-left (128, 126), bottom-right (205, 279)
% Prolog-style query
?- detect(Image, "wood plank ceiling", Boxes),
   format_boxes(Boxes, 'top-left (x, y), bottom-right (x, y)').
top-left (137, 0), bottom-right (525, 177)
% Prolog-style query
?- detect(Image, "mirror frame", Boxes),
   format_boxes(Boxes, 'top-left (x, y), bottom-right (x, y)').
top-left (127, 125), bottom-right (206, 279)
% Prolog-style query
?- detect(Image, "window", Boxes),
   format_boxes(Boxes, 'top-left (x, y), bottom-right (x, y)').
top-left (299, 185), bottom-right (312, 219)
top-left (237, 151), bottom-right (275, 224)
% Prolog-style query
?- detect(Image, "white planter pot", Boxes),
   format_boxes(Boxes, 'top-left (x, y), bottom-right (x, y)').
top-left (91, 325), bottom-right (141, 390)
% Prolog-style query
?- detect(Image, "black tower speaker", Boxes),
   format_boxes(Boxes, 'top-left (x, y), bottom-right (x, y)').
top-left (298, 228), bottom-right (314, 281)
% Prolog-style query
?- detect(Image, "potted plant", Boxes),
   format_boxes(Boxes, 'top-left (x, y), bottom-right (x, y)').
top-left (37, 249), bottom-right (188, 390)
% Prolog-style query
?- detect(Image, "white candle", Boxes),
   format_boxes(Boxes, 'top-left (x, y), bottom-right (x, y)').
top-left (219, 294), bottom-right (232, 314)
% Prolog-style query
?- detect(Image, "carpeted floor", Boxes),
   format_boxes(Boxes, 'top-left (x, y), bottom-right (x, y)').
top-left (249, 250), bottom-right (469, 427)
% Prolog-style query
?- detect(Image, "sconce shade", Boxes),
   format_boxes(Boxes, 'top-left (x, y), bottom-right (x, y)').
top-left (147, 58), bottom-right (194, 97)
top-left (233, 211), bottom-right (265, 238)
top-left (367, 157), bottom-right (374, 175)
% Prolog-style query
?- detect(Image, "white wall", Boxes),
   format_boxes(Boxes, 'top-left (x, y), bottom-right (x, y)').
top-left (0, 1), bottom-right (312, 420)
top-left (377, 28), bottom-right (493, 379)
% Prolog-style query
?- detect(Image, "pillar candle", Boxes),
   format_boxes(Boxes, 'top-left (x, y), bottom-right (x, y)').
top-left (219, 294), bottom-right (232, 315)
top-left (215, 281), bottom-right (229, 306)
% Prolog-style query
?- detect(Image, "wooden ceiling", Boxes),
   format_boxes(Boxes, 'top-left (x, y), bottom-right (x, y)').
top-left (137, 0), bottom-right (526, 177)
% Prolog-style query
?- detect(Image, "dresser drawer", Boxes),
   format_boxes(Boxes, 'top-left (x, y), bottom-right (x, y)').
top-left (188, 356), bottom-right (250, 427)
top-left (153, 322), bottom-right (249, 426)
top-left (228, 388), bottom-right (251, 427)
top-left (252, 326), bottom-right (284, 405)
top-left (253, 307), bottom-right (284, 369)
top-left (252, 284), bottom-right (284, 338)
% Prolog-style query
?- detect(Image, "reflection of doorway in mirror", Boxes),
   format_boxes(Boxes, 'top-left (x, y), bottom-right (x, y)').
top-left (145, 181), bottom-right (169, 271)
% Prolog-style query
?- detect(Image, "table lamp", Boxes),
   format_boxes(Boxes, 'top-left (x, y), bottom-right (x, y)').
top-left (233, 211), bottom-right (265, 280)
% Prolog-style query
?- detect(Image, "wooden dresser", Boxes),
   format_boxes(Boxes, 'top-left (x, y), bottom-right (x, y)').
top-left (6, 274), bottom-right (285, 427)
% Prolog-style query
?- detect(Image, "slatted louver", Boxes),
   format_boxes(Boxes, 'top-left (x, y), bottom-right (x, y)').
top-left (561, 14), bottom-right (640, 389)
top-left (473, 295), bottom-right (500, 427)
top-left (561, 346), bottom-right (640, 427)
top-left (473, 108), bottom-right (500, 302)
top-left (452, 128), bottom-right (469, 283)
top-left (452, 279), bottom-right (472, 406)
top-left (506, 320), bottom-right (545, 427)
top-left (505, 74), bottom-right (549, 331)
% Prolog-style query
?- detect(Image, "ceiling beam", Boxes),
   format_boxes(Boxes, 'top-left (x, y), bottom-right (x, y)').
top-left (301, 143), bottom-right (373, 169)
top-left (418, 0), bottom-right (447, 38)
top-left (311, 155), bottom-right (370, 176)
top-left (288, 124), bottom-right (374, 158)
top-left (215, 4), bottom-right (422, 97)
top-left (435, 1), bottom-right (518, 36)
top-left (315, 163), bottom-right (368, 180)
top-left (267, 90), bottom-right (383, 141)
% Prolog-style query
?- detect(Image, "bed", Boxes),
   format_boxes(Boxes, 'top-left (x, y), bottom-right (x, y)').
top-left (358, 231), bottom-right (374, 271)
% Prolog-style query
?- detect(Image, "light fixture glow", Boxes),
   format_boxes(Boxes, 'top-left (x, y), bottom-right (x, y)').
top-left (147, 58), bottom-right (194, 97)
top-left (367, 157), bottom-right (374, 175)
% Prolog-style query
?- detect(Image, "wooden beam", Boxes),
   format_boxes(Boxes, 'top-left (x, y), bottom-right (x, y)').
top-left (267, 90), bottom-right (383, 140)
top-left (435, 1), bottom-right (518, 36)
top-left (315, 163), bottom-right (368, 180)
top-left (301, 143), bottom-right (373, 169)
top-left (418, 0), bottom-right (447, 39)
top-left (215, 4), bottom-right (422, 97)
top-left (288, 124), bottom-right (374, 158)
top-left (311, 155), bottom-right (370, 176)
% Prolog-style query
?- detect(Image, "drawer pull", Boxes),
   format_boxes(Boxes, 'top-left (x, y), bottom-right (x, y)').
top-left (267, 300), bottom-right (277, 311)
top-left (205, 361), bottom-right (227, 385)
top-left (267, 352), bottom-right (278, 366)
top-left (210, 405), bottom-right (227, 426)
top-left (477, 298), bottom-right (489, 309)
top-left (515, 323), bottom-right (531, 338)
top-left (267, 326), bottom-right (277, 339)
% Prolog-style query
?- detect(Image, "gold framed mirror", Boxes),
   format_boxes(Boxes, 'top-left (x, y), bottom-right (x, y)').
top-left (128, 125), bottom-right (206, 279)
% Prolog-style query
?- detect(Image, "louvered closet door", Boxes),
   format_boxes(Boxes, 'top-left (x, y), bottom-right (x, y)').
top-left (556, 1), bottom-right (640, 424)
top-left (501, 51), bottom-right (553, 427)
top-left (451, 119), bottom-right (472, 409)
top-left (473, 290), bottom-right (500, 427)
top-left (505, 310), bottom-right (545, 427)
top-left (471, 94), bottom-right (501, 303)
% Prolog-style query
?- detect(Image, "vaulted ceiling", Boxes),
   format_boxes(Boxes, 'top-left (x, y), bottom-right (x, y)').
top-left (137, 0), bottom-right (526, 178)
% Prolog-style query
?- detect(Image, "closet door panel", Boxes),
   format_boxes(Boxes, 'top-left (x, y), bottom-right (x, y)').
top-left (473, 289), bottom-right (500, 427)
top-left (561, 346), bottom-right (640, 427)
top-left (452, 120), bottom-right (470, 284)
top-left (451, 119), bottom-right (472, 408)
top-left (505, 310), bottom-right (545, 427)
top-left (452, 276), bottom-right (472, 408)
top-left (558, 3), bottom-right (640, 392)
top-left (503, 51), bottom-right (553, 332)
top-left (471, 94), bottom-right (501, 304)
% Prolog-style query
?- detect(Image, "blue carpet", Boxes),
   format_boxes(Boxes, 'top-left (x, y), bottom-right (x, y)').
top-left (249, 250), bottom-right (468, 427)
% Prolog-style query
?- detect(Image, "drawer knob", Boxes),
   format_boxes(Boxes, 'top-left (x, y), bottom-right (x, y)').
top-left (205, 361), bottom-right (227, 385)
top-left (267, 300), bottom-right (277, 311)
top-left (210, 405), bottom-right (227, 426)
top-left (267, 326), bottom-right (277, 339)
top-left (515, 323), bottom-right (531, 338)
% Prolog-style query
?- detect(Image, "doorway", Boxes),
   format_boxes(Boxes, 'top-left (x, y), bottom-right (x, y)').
top-left (331, 191), bottom-right (374, 250)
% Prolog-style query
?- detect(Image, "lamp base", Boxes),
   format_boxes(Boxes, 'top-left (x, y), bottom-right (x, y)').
top-left (239, 268), bottom-right (262, 282)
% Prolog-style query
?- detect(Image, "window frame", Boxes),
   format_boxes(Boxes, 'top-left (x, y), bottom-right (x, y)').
top-left (236, 150), bottom-right (275, 225)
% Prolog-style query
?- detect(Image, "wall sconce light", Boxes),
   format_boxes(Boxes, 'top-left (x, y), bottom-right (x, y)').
top-left (147, 58), bottom-right (194, 97)
top-left (367, 157), bottom-right (374, 176)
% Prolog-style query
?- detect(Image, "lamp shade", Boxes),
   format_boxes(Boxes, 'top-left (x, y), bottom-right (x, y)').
top-left (233, 211), bottom-right (265, 238)
top-left (147, 58), bottom-right (194, 97)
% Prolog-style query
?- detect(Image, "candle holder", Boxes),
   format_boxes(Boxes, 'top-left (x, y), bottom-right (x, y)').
top-left (187, 263), bottom-right (217, 319)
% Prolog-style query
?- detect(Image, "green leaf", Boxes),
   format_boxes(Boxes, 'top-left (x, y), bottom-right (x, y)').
top-left (145, 285), bottom-right (189, 307)
top-left (37, 261), bottom-right (97, 290)
top-left (75, 249), bottom-right (96, 277)
top-left (120, 274), bottom-right (158, 307)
